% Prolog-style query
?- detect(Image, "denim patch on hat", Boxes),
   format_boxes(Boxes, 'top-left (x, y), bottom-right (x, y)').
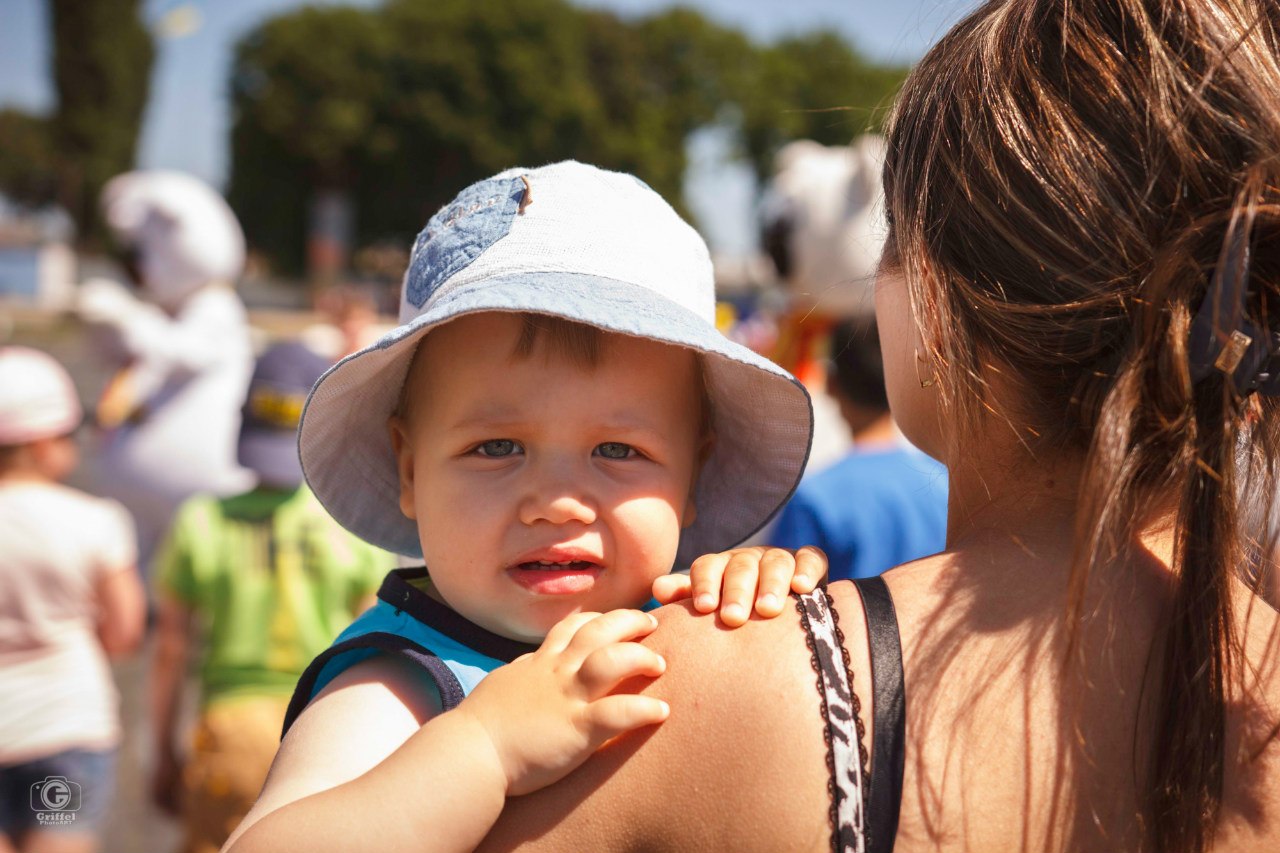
top-left (406, 176), bottom-right (527, 308)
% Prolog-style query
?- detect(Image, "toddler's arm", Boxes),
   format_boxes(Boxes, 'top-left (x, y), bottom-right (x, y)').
top-left (223, 609), bottom-right (667, 853)
top-left (651, 545), bottom-right (827, 627)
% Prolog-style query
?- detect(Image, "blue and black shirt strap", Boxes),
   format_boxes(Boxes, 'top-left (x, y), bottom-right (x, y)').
top-left (377, 566), bottom-right (539, 662)
top-left (281, 631), bottom-right (466, 739)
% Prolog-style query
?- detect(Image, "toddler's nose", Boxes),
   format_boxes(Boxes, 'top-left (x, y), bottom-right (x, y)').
top-left (517, 466), bottom-right (598, 527)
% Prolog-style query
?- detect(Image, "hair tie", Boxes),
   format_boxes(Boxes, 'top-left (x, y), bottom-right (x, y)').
top-left (1187, 202), bottom-right (1280, 396)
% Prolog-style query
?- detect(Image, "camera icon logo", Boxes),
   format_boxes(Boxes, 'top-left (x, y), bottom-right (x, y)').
top-left (30, 776), bottom-right (81, 813)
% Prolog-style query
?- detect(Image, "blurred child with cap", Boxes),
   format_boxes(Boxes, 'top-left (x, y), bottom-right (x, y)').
top-left (149, 341), bottom-right (393, 853)
top-left (0, 346), bottom-right (145, 853)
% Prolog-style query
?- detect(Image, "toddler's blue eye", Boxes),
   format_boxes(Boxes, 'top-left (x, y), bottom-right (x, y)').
top-left (596, 442), bottom-right (635, 460)
top-left (476, 439), bottom-right (519, 457)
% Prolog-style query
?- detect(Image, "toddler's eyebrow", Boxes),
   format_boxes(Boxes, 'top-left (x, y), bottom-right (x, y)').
top-left (445, 403), bottom-right (523, 431)
top-left (446, 406), bottom-right (671, 443)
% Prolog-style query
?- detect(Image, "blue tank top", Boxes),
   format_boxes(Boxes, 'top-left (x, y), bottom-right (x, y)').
top-left (281, 567), bottom-right (537, 738)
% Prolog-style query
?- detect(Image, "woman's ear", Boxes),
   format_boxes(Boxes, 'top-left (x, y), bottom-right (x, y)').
top-left (387, 415), bottom-right (417, 521)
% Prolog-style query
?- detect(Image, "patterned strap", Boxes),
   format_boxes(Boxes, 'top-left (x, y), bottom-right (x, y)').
top-left (797, 588), bottom-right (869, 853)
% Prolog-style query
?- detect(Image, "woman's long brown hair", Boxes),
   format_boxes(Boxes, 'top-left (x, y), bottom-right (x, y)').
top-left (882, 1), bottom-right (1280, 850)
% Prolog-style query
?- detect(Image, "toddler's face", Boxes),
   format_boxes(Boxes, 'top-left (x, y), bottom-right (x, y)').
top-left (389, 313), bottom-right (707, 643)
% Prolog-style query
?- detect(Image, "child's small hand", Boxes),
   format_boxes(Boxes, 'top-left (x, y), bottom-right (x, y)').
top-left (651, 545), bottom-right (827, 627)
top-left (456, 609), bottom-right (669, 797)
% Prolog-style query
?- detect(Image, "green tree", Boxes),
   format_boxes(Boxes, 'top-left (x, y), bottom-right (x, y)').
top-left (226, 0), bottom-right (906, 273)
top-left (737, 33), bottom-right (907, 180)
top-left (228, 5), bottom-right (390, 274)
top-left (48, 0), bottom-right (154, 238)
top-left (579, 8), bottom-right (753, 203)
top-left (0, 110), bottom-right (60, 208)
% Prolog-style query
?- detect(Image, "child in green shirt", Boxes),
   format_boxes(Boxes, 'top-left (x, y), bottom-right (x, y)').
top-left (151, 341), bottom-right (394, 853)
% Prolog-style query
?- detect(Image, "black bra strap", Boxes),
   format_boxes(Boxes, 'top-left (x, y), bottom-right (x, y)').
top-left (852, 576), bottom-right (905, 853)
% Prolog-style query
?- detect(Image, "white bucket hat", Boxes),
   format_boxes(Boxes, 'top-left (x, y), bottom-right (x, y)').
top-left (299, 161), bottom-right (813, 566)
top-left (0, 347), bottom-right (83, 445)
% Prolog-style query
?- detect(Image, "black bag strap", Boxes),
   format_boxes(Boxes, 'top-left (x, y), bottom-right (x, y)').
top-left (852, 576), bottom-right (905, 853)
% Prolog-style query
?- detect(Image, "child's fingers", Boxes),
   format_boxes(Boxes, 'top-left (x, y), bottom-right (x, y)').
top-left (651, 573), bottom-right (692, 604)
top-left (754, 548), bottom-right (798, 617)
top-left (688, 551), bottom-right (731, 613)
top-left (540, 611), bottom-right (604, 654)
top-left (583, 694), bottom-right (670, 742)
top-left (719, 550), bottom-right (762, 627)
top-left (791, 545), bottom-right (828, 593)
top-left (577, 642), bottom-right (667, 697)
top-left (565, 609), bottom-right (659, 661)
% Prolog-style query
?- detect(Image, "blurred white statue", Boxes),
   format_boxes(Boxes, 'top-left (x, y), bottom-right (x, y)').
top-left (758, 136), bottom-right (891, 474)
top-left (78, 170), bottom-right (254, 569)
top-left (762, 135), bottom-right (888, 319)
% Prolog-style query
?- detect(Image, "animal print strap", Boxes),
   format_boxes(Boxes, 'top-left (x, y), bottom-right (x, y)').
top-left (797, 587), bottom-right (869, 853)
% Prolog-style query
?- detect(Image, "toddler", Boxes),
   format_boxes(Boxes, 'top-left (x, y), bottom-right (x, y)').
top-left (225, 162), bottom-right (820, 852)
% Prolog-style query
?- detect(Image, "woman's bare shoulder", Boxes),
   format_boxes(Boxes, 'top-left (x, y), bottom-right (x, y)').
top-left (479, 599), bottom-right (838, 853)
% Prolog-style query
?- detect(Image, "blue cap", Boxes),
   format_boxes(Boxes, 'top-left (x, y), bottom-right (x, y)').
top-left (239, 341), bottom-right (331, 488)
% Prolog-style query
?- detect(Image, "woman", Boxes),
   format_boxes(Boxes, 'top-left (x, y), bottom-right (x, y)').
top-left (478, 1), bottom-right (1280, 850)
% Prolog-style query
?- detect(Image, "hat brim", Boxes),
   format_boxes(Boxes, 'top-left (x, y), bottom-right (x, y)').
top-left (299, 271), bottom-right (813, 566)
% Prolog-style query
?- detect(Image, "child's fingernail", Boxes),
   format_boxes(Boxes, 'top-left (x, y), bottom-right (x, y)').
top-left (695, 593), bottom-right (716, 611)
top-left (722, 603), bottom-right (746, 622)
top-left (759, 593), bottom-right (780, 610)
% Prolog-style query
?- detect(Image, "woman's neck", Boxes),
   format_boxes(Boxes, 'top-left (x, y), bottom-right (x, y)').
top-left (943, 444), bottom-right (1176, 571)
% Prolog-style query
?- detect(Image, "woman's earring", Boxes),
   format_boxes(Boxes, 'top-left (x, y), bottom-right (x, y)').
top-left (915, 348), bottom-right (936, 389)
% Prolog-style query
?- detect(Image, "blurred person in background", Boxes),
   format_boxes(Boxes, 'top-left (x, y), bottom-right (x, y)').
top-left (0, 347), bottom-right (145, 853)
top-left (768, 318), bottom-right (946, 579)
top-left (149, 341), bottom-right (393, 853)
top-left (77, 170), bottom-right (254, 572)
top-left (300, 285), bottom-right (387, 361)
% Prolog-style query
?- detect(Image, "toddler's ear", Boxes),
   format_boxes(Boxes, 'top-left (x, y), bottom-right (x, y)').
top-left (681, 432), bottom-right (715, 529)
top-left (387, 415), bottom-right (418, 521)
top-left (681, 497), bottom-right (698, 529)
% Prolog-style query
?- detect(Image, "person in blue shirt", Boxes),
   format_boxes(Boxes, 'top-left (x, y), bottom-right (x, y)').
top-left (769, 318), bottom-right (947, 579)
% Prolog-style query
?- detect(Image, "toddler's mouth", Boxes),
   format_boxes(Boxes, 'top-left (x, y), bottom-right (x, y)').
top-left (516, 559), bottom-right (600, 571)
top-left (507, 559), bottom-right (603, 594)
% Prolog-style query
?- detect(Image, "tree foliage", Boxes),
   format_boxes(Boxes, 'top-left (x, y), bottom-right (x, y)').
top-left (0, 0), bottom-right (153, 237)
top-left (736, 33), bottom-right (906, 179)
top-left (48, 0), bottom-right (154, 237)
top-left (227, 0), bottom-right (906, 273)
top-left (0, 110), bottom-right (60, 208)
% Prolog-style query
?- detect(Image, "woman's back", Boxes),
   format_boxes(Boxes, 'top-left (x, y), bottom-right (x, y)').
top-left (886, 546), bottom-right (1280, 852)
top-left (481, 547), bottom-right (1280, 852)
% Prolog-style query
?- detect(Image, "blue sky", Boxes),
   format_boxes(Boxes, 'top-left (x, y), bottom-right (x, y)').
top-left (0, 0), bottom-right (979, 251)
